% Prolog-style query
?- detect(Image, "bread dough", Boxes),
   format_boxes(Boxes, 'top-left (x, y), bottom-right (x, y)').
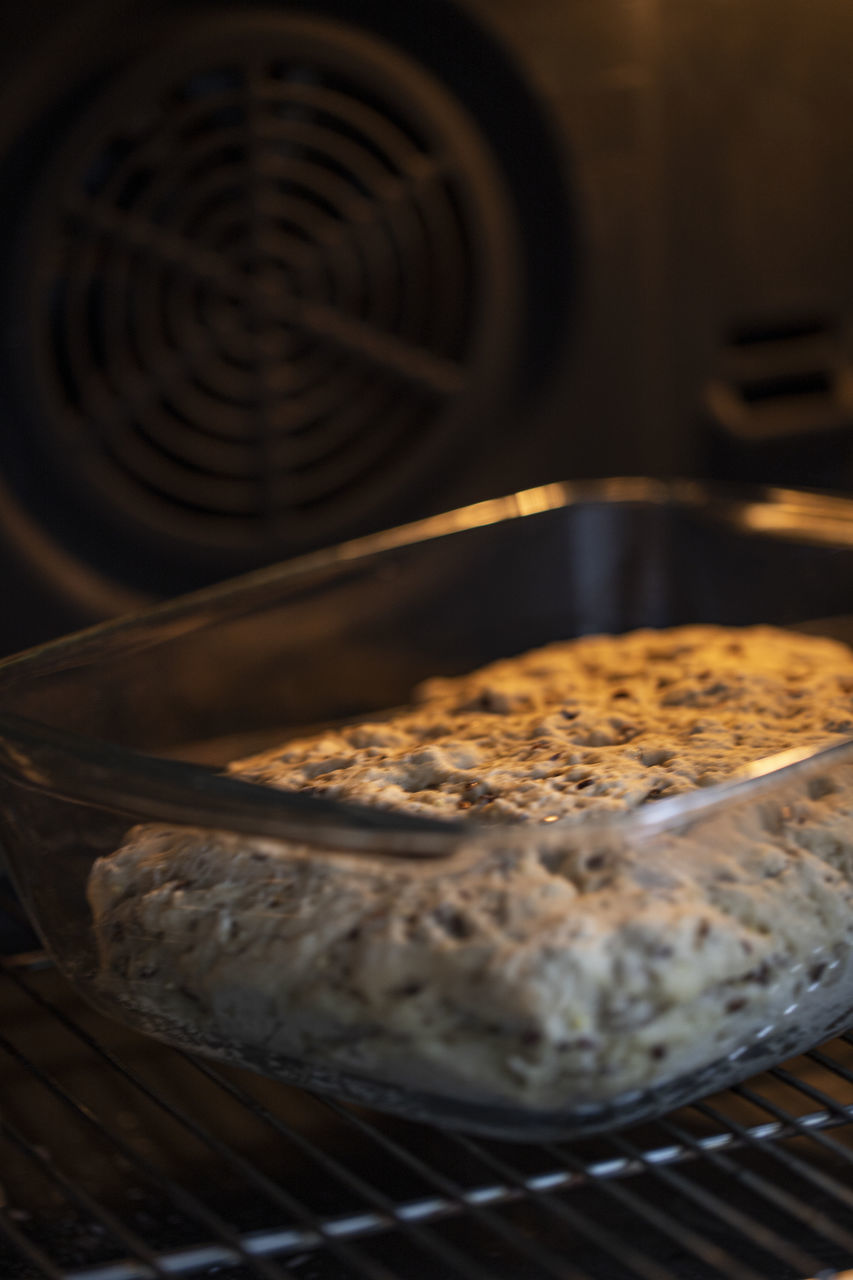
top-left (87, 626), bottom-right (853, 1113)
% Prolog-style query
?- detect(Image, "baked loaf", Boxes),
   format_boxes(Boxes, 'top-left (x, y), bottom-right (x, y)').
top-left (87, 626), bottom-right (853, 1113)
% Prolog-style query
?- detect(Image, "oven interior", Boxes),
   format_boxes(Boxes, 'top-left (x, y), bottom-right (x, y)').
top-left (2, 488), bottom-right (853, 1279)
top-left (3, 1), bottom-right (853, 1276)
top-left (2, 0), bottom-right (853, 650)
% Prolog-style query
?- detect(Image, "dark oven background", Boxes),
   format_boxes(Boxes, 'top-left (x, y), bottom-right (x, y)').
top-left (1, 0), bottom-right (853, 654)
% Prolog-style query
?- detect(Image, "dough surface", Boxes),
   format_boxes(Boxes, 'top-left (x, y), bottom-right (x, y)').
top-left (87, 626), bottom-right (853, 1111)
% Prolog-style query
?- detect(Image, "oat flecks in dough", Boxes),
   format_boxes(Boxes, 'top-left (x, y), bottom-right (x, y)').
top-left (86, 625), bottom-right (853, 1112)
top-left (230, 625), bottom-right (853, 819)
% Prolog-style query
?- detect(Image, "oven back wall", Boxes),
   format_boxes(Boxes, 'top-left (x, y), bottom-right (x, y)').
top-left (0, 0), bottom-right (852, 651)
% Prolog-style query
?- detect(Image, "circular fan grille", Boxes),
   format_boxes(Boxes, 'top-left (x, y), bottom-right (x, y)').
top-left (24, 14), bottom-right (519, 556)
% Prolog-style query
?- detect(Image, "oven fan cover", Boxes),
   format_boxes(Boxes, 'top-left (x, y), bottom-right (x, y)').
top-left (0, 5), bottom-right (565, 601)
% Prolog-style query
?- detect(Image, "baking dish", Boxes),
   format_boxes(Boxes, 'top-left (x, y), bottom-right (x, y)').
top-left (3, 476), bottom-right (853, 1140)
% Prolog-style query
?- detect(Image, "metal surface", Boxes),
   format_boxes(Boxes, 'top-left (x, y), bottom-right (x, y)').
top-left (2, 951), bottom-right (853, 1280)
top-left (17, 9), bottom-right (520, 589)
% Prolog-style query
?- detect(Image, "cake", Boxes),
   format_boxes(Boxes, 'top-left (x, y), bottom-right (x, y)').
top-left (86, 625), bottom-right (853, 1118)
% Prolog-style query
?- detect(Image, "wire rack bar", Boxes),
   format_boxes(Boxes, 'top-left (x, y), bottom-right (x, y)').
top-left (547, 1135), bottom-right (766, 1280)
top-left (0, 1027), bottom-right (295, 1280)
top-left (772, 1063), bottom-right (853, 1126)
top-left (734, 1081), bottom-right (853, 1188)
top-left (810, 1045), bottom-right (853, 1093)
top-left (193, 1054), bottom-right (593, 1280)
top-left (2, 965), bottom-right (395, 1280)
top-left (319, 1091), bottom-right (612, 1280)
top-left (3, 951), bottom-right (853, 1280)
top-left (687, 1101), bottom-right (853, 1251)
top-left (609, 1128), bottom-right (821, 1278)
top-left (0, 1208), bottom-right (67, 1280)
top-left (180, 1054), bottom-right (500, 1280)
top-left (0, 1112), bottom-right (170, 1278)
top-left (442, 1128), bottom-right (685, 1280)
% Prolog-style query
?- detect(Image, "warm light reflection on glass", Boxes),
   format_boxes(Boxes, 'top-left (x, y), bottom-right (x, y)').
top-left (737, 497), bottom-right (853, 547)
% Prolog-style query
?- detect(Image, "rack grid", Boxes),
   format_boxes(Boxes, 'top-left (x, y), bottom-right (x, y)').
top-left (3, 951), bottom-right (853, 1280)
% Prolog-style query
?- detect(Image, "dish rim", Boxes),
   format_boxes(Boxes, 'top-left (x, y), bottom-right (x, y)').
top-left (1, 475), bottom-right (853, 857)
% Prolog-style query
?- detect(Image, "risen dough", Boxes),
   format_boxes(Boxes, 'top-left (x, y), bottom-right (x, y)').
top-left (87, 626), bottom-right (853, 1111)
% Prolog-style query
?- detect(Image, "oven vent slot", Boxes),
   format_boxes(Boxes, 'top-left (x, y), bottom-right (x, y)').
top-left (729, 316), bottom-right (830, 346)
top-left (706, 314), bottom-right (853, 441)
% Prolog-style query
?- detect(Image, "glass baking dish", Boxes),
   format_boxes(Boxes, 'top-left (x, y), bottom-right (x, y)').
top-left (3, 476), bottom-right (853, 1141)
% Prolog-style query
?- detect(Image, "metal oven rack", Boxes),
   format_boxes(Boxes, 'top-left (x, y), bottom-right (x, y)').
top-left (4, 952), bottom-right (853, 1280)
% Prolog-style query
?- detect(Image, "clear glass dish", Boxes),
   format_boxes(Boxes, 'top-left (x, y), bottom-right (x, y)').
top-left (3, 477), bottom-right (853, 1140)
